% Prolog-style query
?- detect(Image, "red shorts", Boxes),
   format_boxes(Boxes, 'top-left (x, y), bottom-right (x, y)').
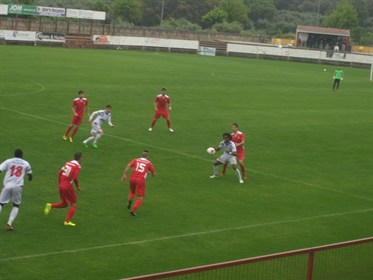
top-left (71, 114), bottom-right (83, 126)
top-left (236, 150), bottom-right (245, 161)
top-left (58, 184), bottom-right (77, 204)
top-left (154, 110), bottom-right (169, 119)
top-left (130, 177), bottom-right (146, 196)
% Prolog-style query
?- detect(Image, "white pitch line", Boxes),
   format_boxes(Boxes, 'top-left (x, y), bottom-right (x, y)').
top-left (0, 81), bottom-right (46, 97)
top-left (1, 106), bottom-right (372, 203)
top-left (109, 133), bottom-right (373, 202)
top-left (248, 169), bottom-right (373, 202)
top-left (1, 207), bottom-right (372, 262)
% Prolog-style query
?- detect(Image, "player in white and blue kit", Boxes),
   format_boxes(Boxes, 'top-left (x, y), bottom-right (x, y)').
top-left (210, 133), bottom-right (243, 183)
top-left (82, 104), bottom-right (115, 149)
top-left (0, 149), bottom-right (33, 231)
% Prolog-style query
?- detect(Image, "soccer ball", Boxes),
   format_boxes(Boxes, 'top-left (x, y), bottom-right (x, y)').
top-left (207, 147), bottom-right (216, 155)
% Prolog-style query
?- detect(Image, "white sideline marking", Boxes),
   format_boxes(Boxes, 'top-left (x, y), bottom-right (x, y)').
top-left (0, 106), bottom-right (372, 203)
top-left (0, 81), bottom-right (46, 96)
top-left (1, 207), bottom-right (372, 262)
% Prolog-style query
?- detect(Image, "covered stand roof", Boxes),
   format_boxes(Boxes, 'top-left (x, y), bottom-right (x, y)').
top-left (296, 25), bottom-right (350, 37)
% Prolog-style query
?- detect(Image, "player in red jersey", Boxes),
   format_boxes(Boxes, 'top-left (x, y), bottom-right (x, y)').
top-left (63, 90), bottom-right (90, 143)
top-left (121, 150), bottom-right (156, 216)
top-left (148, 88), bottom-right (174, 132)
top-left (221, 123), bottom-right (247, 179)
top-left (44, 152), bottom-right (82, 227)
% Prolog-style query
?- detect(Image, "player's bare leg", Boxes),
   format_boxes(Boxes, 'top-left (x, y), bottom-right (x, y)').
top-left (166, 118), bottom-right (174, 132)
top-left (148, 121), bottom-right (154, 131)
top-left (221, 163), bottom-right (228, 176)
top-left (149, 115), bottom-right (160, 131)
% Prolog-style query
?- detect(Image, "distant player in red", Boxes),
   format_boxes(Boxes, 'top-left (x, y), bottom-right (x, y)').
top-left (63, 90), bottom-right (89, 142)
top-left (44, 152), bottom-right (82, 227)
top-left (148, 88), bottom-right (174, 132)
top-left (121, 150), bottom-right (156, 216)
top-left (221, 123), bottom-right (247, 179)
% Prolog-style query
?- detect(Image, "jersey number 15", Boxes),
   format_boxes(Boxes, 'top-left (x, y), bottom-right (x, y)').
top-left (135, 162), bottom-right (146, 173)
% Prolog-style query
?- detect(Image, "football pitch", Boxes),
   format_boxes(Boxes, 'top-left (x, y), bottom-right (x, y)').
top-left (0, 45), bottom-right (372, 280)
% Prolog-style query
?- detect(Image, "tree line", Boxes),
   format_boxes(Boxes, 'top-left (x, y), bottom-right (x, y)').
top-left (3, 0), bottom-right (373, 44)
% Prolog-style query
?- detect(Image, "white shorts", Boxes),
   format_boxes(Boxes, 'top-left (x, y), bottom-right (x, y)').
top-left (0, 186), bottom-right (23, 205)
top-left (90, 122), bottom-right (102, 135)
top-left (217, 153), bottom-right (237, 165)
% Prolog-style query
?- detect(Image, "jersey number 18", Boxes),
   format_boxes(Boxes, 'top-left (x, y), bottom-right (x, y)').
top-left (10, 165), bottom-right (23, 177)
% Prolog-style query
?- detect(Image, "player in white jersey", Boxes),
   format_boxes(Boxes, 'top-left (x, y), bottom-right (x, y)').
top-left (210, 133), bottom-right (243, 184)
top-left (82, 104), bottom-right (115, 149)
top-left (0, 149), bottom-right (33, 231)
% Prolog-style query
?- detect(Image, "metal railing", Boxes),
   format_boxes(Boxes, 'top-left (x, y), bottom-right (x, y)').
top-left (123, 237), bottom-right (373, 280)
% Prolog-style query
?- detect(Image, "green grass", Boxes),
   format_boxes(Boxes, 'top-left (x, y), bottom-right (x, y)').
top-left (0, 45), bottom-right (372, 280)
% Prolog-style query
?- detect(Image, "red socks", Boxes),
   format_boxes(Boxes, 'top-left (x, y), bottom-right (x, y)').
top-left (52, 202), bottom-right (67, 208)
top-left (71, 127), bottom-right (79, 138)
top-left (64, 126), bottom-right (72, 136)
top-left (51, 203), bottom-right (76, 222)
top-left (132, 199), bottom-right (143, 213)
top-left (240, 163), bottom-right (246, 177)
top-left (66, 205), bottom-right (76, 222)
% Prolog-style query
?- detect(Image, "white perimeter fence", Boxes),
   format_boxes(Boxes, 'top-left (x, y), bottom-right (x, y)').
top-left (1, 29), bottom-right (372, 70)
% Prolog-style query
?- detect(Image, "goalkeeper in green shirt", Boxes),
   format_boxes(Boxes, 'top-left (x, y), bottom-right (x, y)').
top-left (333, 68), bottom-right (344, 91)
